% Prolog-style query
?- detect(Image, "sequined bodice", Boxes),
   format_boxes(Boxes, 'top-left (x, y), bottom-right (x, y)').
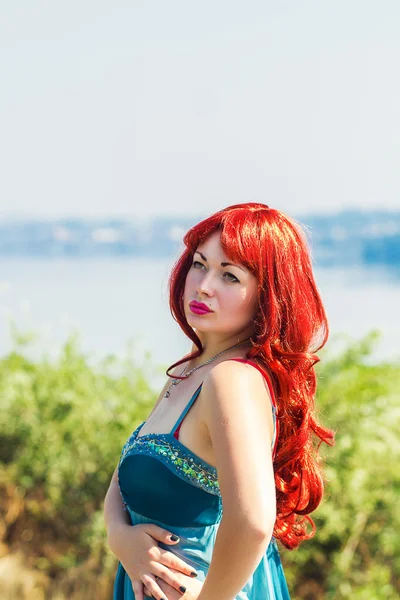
top-left (117, 384), bottom-right (223, 528)
top-left (119, 420), bottom-right (220, 499)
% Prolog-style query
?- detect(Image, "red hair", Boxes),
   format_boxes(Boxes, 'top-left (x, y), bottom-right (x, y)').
top-left (167, 202), bottom-right (334, 549)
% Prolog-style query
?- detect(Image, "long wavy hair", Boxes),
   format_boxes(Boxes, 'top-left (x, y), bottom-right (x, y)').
top-left (166, 202), bottom-right (334, 549)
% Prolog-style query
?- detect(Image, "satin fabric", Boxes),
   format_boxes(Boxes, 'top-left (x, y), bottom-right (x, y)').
top-left (113, 359), bottom-right (290, 599)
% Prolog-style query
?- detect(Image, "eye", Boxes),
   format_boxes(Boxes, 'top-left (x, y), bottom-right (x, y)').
top-left (192, 260), bottom-right (205, 269)
top-left (223, 271), bottom-right (240, 283)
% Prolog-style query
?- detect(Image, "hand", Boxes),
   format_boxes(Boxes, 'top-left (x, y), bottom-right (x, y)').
top-left (107, 522), bottom-right (198, 600)
top-left (157, 570), bottom-right (204, 600)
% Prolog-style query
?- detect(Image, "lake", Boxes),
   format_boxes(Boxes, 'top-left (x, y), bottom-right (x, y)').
top-left (0, 258), bottom-right (399, 373)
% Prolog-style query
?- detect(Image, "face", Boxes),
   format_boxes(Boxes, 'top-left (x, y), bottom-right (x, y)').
top-left (183, 230), bottom-right (259, 339)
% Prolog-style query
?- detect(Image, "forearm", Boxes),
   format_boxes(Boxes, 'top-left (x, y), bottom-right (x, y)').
top-left (103, 481), bottom-right (131, 544)
top-left (197, 514), bottom-right (273, 600)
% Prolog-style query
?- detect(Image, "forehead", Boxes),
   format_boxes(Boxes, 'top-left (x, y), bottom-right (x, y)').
top-left (196, 231), bottom-right (251, 274)
top-left (196, 231), bottom-right (225, 255)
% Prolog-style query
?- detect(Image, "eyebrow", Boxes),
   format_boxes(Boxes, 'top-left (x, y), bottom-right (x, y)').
top-left (195, 251), bottom-right (246, 273)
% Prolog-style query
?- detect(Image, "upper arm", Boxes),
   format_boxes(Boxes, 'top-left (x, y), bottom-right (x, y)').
top-left (202, 360), bottom-right (276, 531)
top-left (111, 464), bottom-right (119, 484)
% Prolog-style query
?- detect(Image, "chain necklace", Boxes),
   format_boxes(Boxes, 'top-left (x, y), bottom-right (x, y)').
top-left (163, 338), bottom-right (251, 399)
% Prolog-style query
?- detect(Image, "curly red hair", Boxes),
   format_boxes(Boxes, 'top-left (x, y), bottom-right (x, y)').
top-left (166, 202), bottom-right (334, 549)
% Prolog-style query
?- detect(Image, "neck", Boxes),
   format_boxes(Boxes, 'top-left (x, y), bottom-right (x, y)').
top-left (189, 333), bottom-right (252, 366)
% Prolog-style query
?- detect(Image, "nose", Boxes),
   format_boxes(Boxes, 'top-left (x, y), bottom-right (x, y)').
top-left (196, 270), bottom-right (216, 297)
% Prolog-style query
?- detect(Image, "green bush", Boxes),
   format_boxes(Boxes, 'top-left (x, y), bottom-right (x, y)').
top-left (282, 330), bottom-right (400, 599)
top-left (0, 326), bottom-right (399, 598)
top-left (0, 326), bottom-right (158, 594)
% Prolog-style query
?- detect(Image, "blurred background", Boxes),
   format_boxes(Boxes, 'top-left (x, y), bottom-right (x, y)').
top-left (0, 2), bottom-right (399, 599)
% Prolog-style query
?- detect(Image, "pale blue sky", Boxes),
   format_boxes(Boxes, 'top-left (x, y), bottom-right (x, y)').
top-left (1, 1), bottom-right (399, 218)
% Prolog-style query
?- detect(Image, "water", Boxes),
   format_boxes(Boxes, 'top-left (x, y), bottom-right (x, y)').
top-left (0, 258), bottom-right (399, 370)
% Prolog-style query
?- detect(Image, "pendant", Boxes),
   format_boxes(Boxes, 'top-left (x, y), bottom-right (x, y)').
top-left (163, 376), bottom-right (183, 400)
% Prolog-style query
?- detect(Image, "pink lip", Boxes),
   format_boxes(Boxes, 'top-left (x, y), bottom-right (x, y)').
top-left (189, 301), bottom-right (213, 315)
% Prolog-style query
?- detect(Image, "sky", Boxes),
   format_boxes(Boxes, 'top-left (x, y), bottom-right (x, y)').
top-left (1, 1), bottom-right (400, 219)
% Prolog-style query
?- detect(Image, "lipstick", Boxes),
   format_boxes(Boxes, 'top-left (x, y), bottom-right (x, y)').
top-left (189, 301), bottom-right (212, 315)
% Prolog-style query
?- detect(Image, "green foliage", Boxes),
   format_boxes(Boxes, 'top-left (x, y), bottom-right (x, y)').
top-left (282, 330), bottom-right (400, 599)
top-left (0, 326), bottom-right (399, 598)
top-left (0, 326), bottom-right (157, 582)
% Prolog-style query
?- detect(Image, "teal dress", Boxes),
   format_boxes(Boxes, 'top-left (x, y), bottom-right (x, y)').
top-left (114, 359), bottom-right (290, 599)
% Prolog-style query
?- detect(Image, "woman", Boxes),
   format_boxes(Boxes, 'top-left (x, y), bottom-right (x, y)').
top-left (104, 203), bottom-right (334, 600)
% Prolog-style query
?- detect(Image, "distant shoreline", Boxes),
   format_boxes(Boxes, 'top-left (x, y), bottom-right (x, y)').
top-left (0, 209), bottom-right (399, 267)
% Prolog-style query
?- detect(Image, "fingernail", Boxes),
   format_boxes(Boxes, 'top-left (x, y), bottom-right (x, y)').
top-left (190, 570), bottom-right (198, 577)
top-left (169, 534), bottom-right (179, 541)
top-left (179, 586), bottom-right (187, 593)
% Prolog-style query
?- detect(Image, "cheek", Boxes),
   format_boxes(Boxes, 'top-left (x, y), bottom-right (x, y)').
top-left (183, 270), bottom-right (199, 302)
top-left (184, 270), bottom-right (194, 291)
top-left (225, 288), bottom-right (255, 312)
top-left (232, 286), bottom-right (258, 318)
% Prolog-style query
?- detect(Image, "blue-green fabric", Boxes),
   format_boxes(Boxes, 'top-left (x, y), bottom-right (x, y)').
top-left (114, 376), bottom-right (290, 599)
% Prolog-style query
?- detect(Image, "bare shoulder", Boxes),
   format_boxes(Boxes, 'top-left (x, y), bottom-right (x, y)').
top-left (200, 359), bottom-right (275, 459)
top-left (204, 358), bottom-right (272, 394)
top-left (201, 359), bottom-right (274, 421)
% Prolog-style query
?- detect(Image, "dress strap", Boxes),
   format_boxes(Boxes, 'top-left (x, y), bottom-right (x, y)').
top-left (170, 383), bottom-right (203, 437)
top-left (170, 359), bottom-right (279, 458)
top-left (228, 358), bottom-right (279, 458)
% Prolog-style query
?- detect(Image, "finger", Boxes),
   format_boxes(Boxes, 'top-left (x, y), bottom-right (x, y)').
top-left (144, 523), bottom-right (181, 545)
top-left (158, 579), bottom-right (183, 600)
top-left (159, 549), bottom-right (198, 578)
top-left (132, 580), bottom-right (145, 600)
top-left (142, 572), bottom-right (170, 600)
top-left (152, 565), bottom-right (187, 595)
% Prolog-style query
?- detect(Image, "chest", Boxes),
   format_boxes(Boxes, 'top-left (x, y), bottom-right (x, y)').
top-left (138, 381), bottom-right (215, 467)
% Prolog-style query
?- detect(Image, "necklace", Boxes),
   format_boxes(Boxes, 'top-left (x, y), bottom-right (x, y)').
top-left (163, 338), bottom-right (251, 399)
